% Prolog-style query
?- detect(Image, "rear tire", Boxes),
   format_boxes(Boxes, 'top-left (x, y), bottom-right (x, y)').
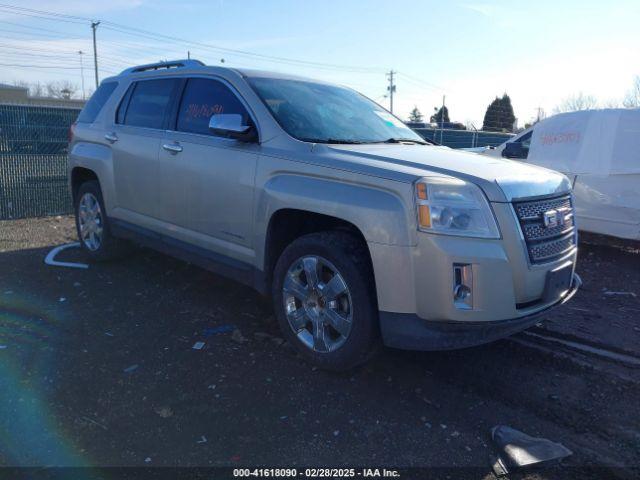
top-left (74, 180), bottom-right (130, 262)
top-left (272, 231), bottom-right (379, 371)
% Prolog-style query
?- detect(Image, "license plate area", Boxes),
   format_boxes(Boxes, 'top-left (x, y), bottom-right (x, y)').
top-left (543, 262), bottom-right (574, 303)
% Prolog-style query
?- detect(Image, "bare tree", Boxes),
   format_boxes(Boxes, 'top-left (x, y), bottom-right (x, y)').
top-left (601, 98), bottom-right (623, 108)
top-left (553, 92), bottom-right (599, 113)
top-left (11, 80), bottom-right (49, 97)
top-left (623, 76), bottom-right (640, 108)
top-left (30, 81), bottom-right (45, 97)
top-left (12, 80), bottom-right (30, 90)
top-left (45, 80), bottom-right (79, 99)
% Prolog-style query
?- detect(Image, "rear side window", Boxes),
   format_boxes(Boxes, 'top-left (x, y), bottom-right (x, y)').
top-left (176, 78), bottom-right (250, 136)
top-left (77, 81), bottom-right (117, 123)
top-left (122, 78), bottom-right (179, 129)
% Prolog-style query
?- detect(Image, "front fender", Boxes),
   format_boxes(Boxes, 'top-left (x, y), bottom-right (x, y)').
top-left (254, 173), bottom-right (416, 269)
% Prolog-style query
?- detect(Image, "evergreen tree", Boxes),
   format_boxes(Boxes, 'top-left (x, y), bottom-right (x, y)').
top-left (482, 94), bottom-right (516, 132)
top-left (408, 106), bottom-right (424, 123)
top-left (430, 106), bottom-right (450, 126)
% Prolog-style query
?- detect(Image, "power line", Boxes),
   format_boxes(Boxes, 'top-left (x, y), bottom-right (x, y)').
top-left (396, 72), bottom-right (444, 92)
top-left (0, 26), bottom-right (82, 40)
top-left (0, 6), bottom-right (86, 25)
top-left (0, 50), bottom-right (83, 61)
top-left (0, 19), bottom-right (85, 36)
top-left (0, 41), bottom-right (166, 71)
top-left (0, 3), bottom-right (88, 23)
top-left (99, 24), bottom-right (385, 73)
top-left (0, 62), bottom-right (89, 69)
top-left (0, 43), bottom-right (88, 56)
top-left (0, 3), bottom-right (386, 74)
top-left (0, 1), bottom-right (446, 105)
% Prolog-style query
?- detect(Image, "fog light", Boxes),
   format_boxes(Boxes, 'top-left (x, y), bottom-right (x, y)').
top-left (453, 263), bottom-right (473, 309)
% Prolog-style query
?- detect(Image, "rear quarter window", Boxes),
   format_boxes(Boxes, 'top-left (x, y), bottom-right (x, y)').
top-left (77, 81), bottom-right (118, 123)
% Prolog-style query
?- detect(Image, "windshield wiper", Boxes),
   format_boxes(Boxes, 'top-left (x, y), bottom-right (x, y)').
top-left (378, 137), bottom-right (429, 145)
top-left (302, 138), bottom-right (365, 144)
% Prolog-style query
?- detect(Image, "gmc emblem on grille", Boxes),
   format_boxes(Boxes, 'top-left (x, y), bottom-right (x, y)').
top-left (542, 207), bottom-right (570, 229)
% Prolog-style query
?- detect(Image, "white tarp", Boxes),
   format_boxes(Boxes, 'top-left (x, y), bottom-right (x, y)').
top-left (528, 108), bottom-right (640, 175)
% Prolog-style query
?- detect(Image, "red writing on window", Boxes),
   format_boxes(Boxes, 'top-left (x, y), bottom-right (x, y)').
top-left (185, 103), bottom-right (224, 119)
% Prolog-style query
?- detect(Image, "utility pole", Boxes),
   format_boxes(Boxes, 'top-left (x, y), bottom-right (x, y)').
top-left (78, 50), bottom-right (86, 100)
top-left (386, 70), bottom-right (396, 113)
top-left (187, 50), bottom-right (191, 59)
top-left (91, 21), bottom-right (100, 89)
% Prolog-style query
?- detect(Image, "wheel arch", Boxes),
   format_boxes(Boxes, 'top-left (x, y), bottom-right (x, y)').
top-left (263, 208), bottom-right (373, 288)
top-left (70, 167), bottom-right (100, 203)
top-left (256, 173), bottom-right (414, 293)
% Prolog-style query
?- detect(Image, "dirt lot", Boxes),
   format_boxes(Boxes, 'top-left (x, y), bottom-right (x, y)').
top-left (0, 216), bottom-right (639, 479)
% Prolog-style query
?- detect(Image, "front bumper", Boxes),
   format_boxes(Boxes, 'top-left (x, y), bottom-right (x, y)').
top-left (380, 273), bottom-right (581, 351)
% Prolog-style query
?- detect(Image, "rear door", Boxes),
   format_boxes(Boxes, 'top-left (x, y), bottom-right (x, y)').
top-left (157, 76), bottom-right (259, 262)
top-left (111, 77), bottom-right (181, 223)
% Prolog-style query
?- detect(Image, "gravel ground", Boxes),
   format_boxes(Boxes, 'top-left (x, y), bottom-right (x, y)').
top-left (0, 216), bottom-right (638, 479)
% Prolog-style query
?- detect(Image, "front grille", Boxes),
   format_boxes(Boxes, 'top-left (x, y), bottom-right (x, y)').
top-left (513, 194), bottom-right (577, 264)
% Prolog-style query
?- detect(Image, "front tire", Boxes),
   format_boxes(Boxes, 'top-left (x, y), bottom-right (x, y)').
top-left (74, 180), bottom-right (128, 261)
top-left (272, 231), bottom-right (379, 371)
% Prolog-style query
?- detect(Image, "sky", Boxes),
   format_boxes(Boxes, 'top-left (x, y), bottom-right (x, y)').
top-left (0, 0), bottom-right (639, 127)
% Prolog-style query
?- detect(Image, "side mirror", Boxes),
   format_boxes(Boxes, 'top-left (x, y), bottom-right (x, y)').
top-left (502, 141), bottom-right (526, 159)
top-left (208, 114), bottom-right (257, 142)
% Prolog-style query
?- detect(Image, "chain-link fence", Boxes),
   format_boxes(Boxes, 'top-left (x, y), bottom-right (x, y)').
top-left (414, 128), bottom-right (513, 149)
top-left (0, 104), bottom-right (79, 220)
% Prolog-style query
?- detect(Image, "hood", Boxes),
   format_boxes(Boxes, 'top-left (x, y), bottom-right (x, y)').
top-left (320, 144), bottom-right (571, 202)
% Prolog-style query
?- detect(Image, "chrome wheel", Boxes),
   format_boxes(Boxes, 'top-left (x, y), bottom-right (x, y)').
top-left (78, 192), bottom-right (103, 251)
top-left (283, 255), bottom-right (353, 353)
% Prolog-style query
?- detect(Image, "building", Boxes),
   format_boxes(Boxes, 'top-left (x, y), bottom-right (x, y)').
top-left (0, 83), bottom-right (86, 108)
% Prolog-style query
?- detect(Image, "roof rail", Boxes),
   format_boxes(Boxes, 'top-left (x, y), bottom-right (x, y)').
top-left (119, 59), bottom-right (205, 75)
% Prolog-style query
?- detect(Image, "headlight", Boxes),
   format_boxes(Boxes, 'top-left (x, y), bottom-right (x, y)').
top-left (415, 177), bottom-right (500, 238)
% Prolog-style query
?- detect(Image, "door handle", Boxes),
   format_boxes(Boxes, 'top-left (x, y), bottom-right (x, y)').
top-left (162, 142), bottom-right (183, 154)
top-left (104, 132), bottom-right (118, 143)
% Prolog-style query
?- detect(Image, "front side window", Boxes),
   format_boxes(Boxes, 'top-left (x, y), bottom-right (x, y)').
top-left (503, 130), bottom-right (532, 159)
top-left (176, 78), bottom-right (250, 136)
top-left (516, 130), bottom-right (533, 158)
top-left (123, 78), bottom-right (179, 129)
top-left (247, 77), bottom-right (425, 144)
top-left (520, 131), bottom-right (533, 151)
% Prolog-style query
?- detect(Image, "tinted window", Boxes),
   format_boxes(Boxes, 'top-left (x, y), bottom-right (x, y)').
top-left (116, 83), bottom-right (135, 125)
top-left (124, 79), bottom-right (179, 129)
top-left (516, 130), bottom-right (533, 158)
top-left (77, 81), bottom-right (117, 123)
top-left (176, 78), bottom-right (249, 136)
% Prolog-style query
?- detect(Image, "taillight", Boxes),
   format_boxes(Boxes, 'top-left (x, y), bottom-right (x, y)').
top-left (68, 122), bottom-right (77, 143)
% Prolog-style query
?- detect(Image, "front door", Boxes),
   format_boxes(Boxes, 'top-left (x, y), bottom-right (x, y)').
top-left (157, 77), bottom-right (259, 263)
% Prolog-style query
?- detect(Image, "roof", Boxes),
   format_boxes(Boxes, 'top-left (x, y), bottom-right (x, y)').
top-left (0, 83), bottom-right (28, 91)
top-left (109, 59), bottom-right (333, 85)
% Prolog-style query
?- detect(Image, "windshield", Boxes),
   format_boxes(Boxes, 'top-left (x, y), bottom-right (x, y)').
top-left (247, 77), bottom-right (426, 144)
